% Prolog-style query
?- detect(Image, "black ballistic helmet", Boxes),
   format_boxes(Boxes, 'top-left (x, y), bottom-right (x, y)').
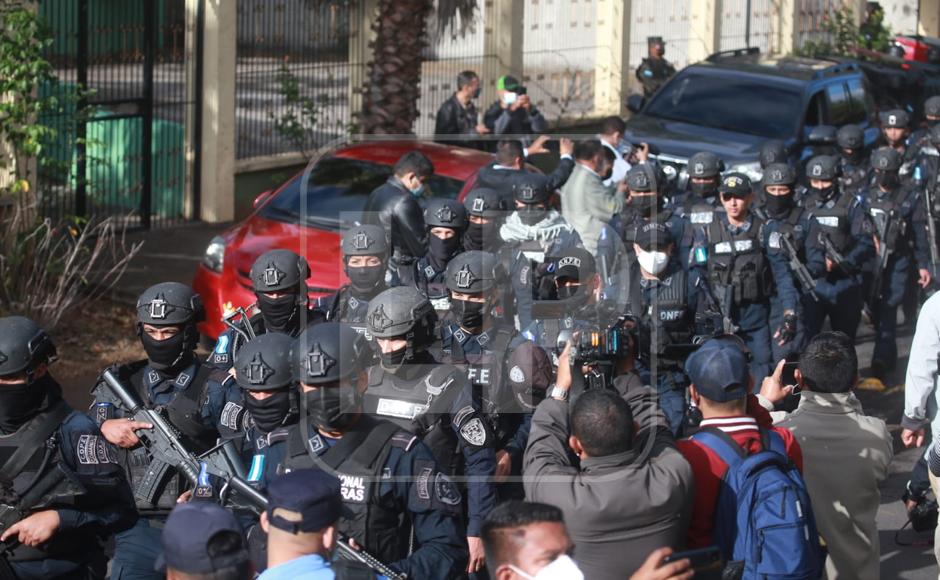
top-left (291, 322), bottom-right (369, 385)
top-left (366, 286), bottom-right (437, 345)
top-left (870, 147), bottom-right (902, 172)
top-left (688, 152), bottom-right (722, 178)
top-left (807, 125), bottom-right (837, 145)
top-left (805, 155), bottom-right (839, 181)
top-left (464, 188), bottom-right (505, 219)
top-left (424, 198), bottom-right (468, 231)
top-left (250, 250), bottom-right (309, 294)
top-left (235, 333), bottom-right (295, 391)
top-left (137, 282), bottom-right (204, 326)
top-left (837, 124), bottom-right (865, 150)
top-left (762, 163), bottom-right (796, 187)
top-left (626, 163), bottom-right (661, 193)
top-left (759, 140), bottom-right (787, 168)
top-left (925, 95), bottom-right (940, 118)
top-left (512, 174), bottom-right (552, 206)
top-left (341, 225), bottom-right (389, 259)
top-left (445, 251), bottom-right (498, 295)
top-left (0, 316), bottom-right (57, 378)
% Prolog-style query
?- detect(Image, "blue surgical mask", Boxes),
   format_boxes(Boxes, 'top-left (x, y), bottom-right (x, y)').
top-left (410, 183), bottom-right (426, 197)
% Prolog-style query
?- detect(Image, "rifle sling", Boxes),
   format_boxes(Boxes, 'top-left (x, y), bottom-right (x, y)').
top-left (0, 400), bottom-right (70, 487)
top-left (320, 420), bottom-right (400, 472)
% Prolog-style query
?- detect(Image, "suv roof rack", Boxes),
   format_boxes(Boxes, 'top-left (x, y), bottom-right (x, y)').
top-left (706, 47), bottom-right (760, 62)
top-left (811, 60), bottom-right (860, 79)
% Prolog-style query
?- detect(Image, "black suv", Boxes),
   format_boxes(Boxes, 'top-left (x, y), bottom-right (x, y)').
top-left (624, 48), bottom-right (880, 183)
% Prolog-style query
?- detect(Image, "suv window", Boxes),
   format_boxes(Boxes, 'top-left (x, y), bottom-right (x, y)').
top-left (845, 78), bottom-right (871, 123)
top-left (643, 69), bottom-right (802, 140)
top-left (261, 157), bottom-right (464, 229)
top-left (825, 81), bottom-right (868, 125)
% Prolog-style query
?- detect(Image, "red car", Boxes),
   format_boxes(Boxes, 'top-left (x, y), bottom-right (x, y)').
top-left (193, 140), bottom-right (493, 339)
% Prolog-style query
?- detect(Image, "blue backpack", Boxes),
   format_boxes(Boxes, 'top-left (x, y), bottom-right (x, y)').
top-left (691, 427), bottom-right (824, 579)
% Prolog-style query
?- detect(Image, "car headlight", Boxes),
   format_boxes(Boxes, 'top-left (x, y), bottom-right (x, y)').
top-left (203, 236), bottom-right (225, 273)
top-left (728, 162), bottom-right (763, 184)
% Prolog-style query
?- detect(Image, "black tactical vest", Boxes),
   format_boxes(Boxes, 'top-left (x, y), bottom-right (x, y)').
top-left (322, 286), bottom-right (374, 338)
top-left (116, 361), bottom-right (215, 512)
top-left (415, 258), bottom-right (451, 316)
top-left (283, 418), bottom-right (412, 565)
top-left (707, 218), bottom-right (771, 303)
top-left (806, 192), bottom-right (856, 253)
top-left (361, 365), bottom-right (464, 476)
top-left (867, 186), bottom-right (913, 249)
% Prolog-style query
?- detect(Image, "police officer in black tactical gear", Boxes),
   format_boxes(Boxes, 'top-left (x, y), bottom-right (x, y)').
top-left (615, 163), bottom-right (688, 265)
top-left (880, 109), bottom-right (918, 180)
top-left (691, 173), bottom-right (800, 381)
top-left (463, 187), bottom-right (507, 254)
top-left (499, 174), bottom-right (582, 329)
top-left (623, 223), bottom-right (707, 435)
top-left (837, 124), bottom-right (870, 196)
top-left (281, 322), bottom-right (468, 579)
top-left (863, 147), bottom-right (931, 379)
top-left (677, 151), bottom-right (725, 242)
top-left (909, 95), bottom-right (940, 161)
top-left (221, 333), bottom-right (299, 491)
top-left (316, 225), bottom-right (389, 337)
top-left (415, 198), bottom-right (469, 317)
top-left (438, 251), bottom-right (532, 497)
top-left (93, 282), bottom-right (233, 580)
top-left (914, 123), bottom-right (940, 286)
top-left (210, 249), bottom-right (323, 370)
top-left (363, 286), bottom-right (496, 574)
top-left (753, 162), bottom-right (812, 362)
top-left (802, 155), bottom-right (876, 341)
top-left (0, 316), bottom-right (135, 580)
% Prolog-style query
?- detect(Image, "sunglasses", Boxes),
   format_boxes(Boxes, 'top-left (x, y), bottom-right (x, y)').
top-left (720, 192), bottom-right (748, 202)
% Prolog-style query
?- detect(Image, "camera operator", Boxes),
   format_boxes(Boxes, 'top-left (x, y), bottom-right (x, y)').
top-left (523, 339), bottom-right (693, 580)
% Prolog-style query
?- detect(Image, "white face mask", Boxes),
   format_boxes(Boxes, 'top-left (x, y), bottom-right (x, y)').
top-left (503, 91), bottom-right (518, 106)
top-left (637, 248), bottom-right (669, 276)
top-left (509, 555), bottom-right (584, 580)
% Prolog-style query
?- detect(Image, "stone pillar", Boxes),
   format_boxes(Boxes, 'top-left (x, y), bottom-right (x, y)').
top-left (688, 0), bottom-right (722, 63)
top-left (774, 0), bottom-right (801, 55)
top-left (480, 0), bottom-right (524, 111)
top-left (594, 0), bottom-right (632, 117)
top-left (198, 0), bottom-right (235, 222)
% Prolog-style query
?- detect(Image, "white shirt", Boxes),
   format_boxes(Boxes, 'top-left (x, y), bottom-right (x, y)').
top-left (600, 137), bottom-right (630, 187)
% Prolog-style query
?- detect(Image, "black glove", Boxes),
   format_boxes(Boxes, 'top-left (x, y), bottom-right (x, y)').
top-left (776, 312), bottom-right (798, 344)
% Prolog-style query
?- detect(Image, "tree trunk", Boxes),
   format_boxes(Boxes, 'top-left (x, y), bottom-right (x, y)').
top-left (360, 0), bottom-right (433, 135)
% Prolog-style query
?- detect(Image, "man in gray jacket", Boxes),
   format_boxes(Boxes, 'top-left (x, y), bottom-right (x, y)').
top-left (561, 140), bottom-right (625, 257)
top-left (759, 331), bottom-right (892, 580)
top-left (523, 345), bottom-right (693, 580)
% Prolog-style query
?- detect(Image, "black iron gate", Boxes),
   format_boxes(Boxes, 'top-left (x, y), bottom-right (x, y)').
top-left (37, 0), bottom-right (198, 229)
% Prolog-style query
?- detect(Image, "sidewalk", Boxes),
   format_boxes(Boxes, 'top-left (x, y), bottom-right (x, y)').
top-left (112, 222), bottom-right (231, 305)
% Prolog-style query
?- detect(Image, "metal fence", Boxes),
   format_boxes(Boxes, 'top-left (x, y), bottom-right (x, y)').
top-left (234, 0), bottom-right (354, 159)
top-left (796, 0), bottom-right (840, 48)
top-left (719, 0), bottom-right (776, 53)
top-left (37, 0), bottom-right (195, 229)
top-left (628, 0), bottom-right (693, 72)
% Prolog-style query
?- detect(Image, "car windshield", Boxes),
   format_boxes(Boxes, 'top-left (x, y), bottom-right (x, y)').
top-left (261, 156), bottom-right (464, 229)
top-left (643, 70), bottom-right (802, 140)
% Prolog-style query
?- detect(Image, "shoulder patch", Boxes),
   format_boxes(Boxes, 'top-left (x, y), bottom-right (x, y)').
top-left (214, 334), bottom-right (230, 354)
top-left (459, 417), bottom-right (488, 447)
top-left (220, 401), bottom-right (245, 431)
top-left (76, 434), bottom-right (117, 465)
top-left (434, 473), bottom-right (462, 506)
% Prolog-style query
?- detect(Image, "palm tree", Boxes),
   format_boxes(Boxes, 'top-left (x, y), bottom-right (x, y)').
top-left (359, 0), bottom-right (476, 135)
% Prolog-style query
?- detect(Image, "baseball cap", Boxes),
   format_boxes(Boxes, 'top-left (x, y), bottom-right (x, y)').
top-left (635, 222), bottom-right (673, 251)
top-left (266, 468), bottom-right (342, 534)
top-left (554, 247), bottom-right (596, 282)
top-left (154, 501), bottom-right (249, 574)
top-left (685, 338), bottom-right (750, 402)
top-left (880, 109), bottom-right (910, 128)
top-left (497, 75), bottom-right (523, 92)
top-left (719, 173), bottom-right (752, 197)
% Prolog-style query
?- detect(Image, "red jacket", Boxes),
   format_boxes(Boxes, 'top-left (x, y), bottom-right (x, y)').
top-left (676, 396), bottom-right (804, 549)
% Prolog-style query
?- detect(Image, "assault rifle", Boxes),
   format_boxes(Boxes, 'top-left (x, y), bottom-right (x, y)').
top-left (818, 233), bottom-right (853, 278)
top-left (779, 233), bottom-right (819, 302)
top-left (101, 370), bottom-right (261, 507)
top-left (865, 209), bottom-right (900, 325)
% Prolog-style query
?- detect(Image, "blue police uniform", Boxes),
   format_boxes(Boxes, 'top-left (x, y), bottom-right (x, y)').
top-left (862, 182), bottom-right (929, 366)
top-left (280, 415), bottom-right (468, 579)
top-left (3, 377), bottom-right (136, 580)
top-left (692, 212), bottom-right (799, 381)
top-left (755, 204), bottom-right (812, 362)
top-left (803, 191), bottom-right (876, 340)
top-left (91, 359), bottom-right (231, 580)
top-left (258, 554), bottom-right (347, 580)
